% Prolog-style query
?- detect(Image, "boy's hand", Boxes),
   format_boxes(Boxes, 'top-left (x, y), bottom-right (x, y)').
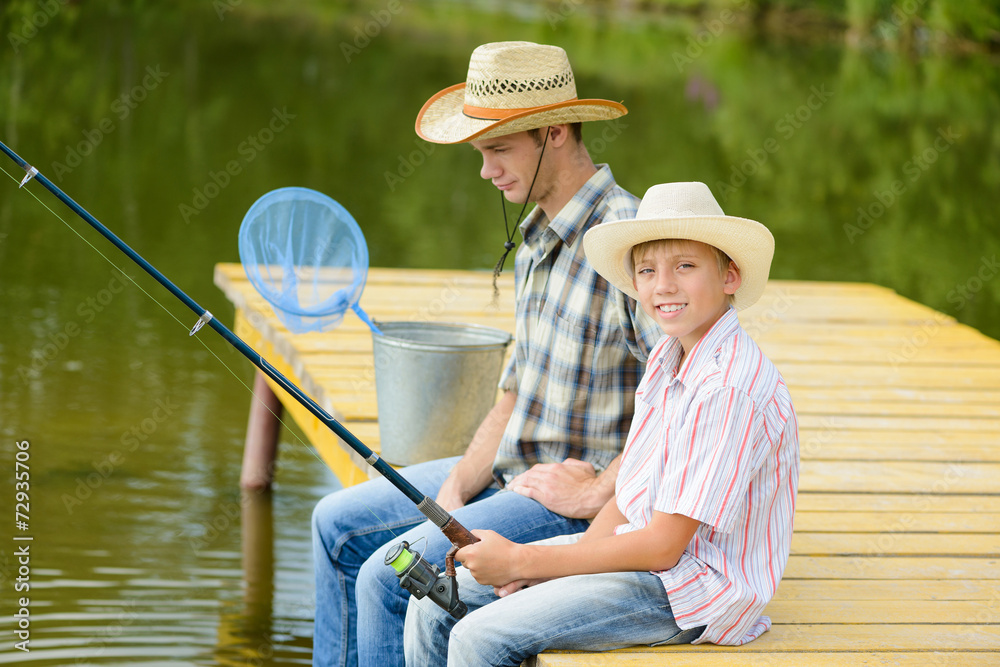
top-left (455, 529), bottom-right (525, 588)
top-left (507, 458), bottom-right (608, 518)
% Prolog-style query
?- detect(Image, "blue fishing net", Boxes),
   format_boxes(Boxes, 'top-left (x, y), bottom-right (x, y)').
top-left (238, 187), bottom-right (380, 334)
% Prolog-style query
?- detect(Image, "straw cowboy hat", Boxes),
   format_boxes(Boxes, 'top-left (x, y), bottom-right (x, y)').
top-left (583, 182), bottom-right (775, 310)
top-left (416, 41), bottom-right (627, 144)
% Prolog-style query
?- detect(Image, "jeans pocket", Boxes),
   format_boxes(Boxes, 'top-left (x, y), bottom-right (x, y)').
top-left (650, 625), bottom-right (706, 647)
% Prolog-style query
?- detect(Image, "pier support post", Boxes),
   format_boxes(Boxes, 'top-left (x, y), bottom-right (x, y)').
top-left (240, 371), bottom-right (284, 489)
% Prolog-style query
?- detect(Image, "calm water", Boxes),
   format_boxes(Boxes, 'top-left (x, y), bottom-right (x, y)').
top-left (1, 2), bottom-right (998, 665)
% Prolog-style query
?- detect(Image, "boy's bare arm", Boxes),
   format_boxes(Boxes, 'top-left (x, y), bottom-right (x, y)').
top-left (435, 390), bottom-right (516, 511)
top-left (578, 493), bottom-right (628, 541)
top-left (457, 510), bottom-right (699, 589)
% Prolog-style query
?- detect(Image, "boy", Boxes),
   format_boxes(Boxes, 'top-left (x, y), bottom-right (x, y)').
top-left (404, 182), bottom-right (800, 666)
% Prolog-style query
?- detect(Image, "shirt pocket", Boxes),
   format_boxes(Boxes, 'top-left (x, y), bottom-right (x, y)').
top-left (542, 306), bottom-right (598, 412)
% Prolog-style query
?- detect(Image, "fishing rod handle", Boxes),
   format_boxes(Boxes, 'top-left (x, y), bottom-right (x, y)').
top-left (416, 495), bottom-right (480, 576)
top-left (443, 516), bottom-right (479, 577)
top-left (417, 496), bottom-right (480, 546)
top-left (442, 516), bottom-right (479, 548)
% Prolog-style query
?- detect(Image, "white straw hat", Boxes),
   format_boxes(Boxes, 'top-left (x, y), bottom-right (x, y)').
top-left (583, 182), bottom-right (774, 310)
top-left (416, 41), bottom-right (627, 144)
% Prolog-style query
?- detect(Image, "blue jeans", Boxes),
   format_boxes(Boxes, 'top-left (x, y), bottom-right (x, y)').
top-left (310, 457), bottom-right (591, 667)
top-left (404, 536), bottom-right (703, 667)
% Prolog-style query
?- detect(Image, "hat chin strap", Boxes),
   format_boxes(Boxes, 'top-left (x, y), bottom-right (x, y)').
top-left (492, 128), bottom-right (550, 298)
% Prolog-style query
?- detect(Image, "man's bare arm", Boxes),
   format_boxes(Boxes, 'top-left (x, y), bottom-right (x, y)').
top-left (435, 390), bottom-right (516, 511)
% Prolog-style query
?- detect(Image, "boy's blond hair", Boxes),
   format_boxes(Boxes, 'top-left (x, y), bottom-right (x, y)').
top-left (631, 239), bottom-right (736, 305)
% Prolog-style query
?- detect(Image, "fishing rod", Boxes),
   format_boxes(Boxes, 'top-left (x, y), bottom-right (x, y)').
top-left (1, 140), bottom-right (475, 619)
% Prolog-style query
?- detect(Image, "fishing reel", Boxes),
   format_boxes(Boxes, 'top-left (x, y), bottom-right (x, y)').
top-left (385, 540), bottom-right (468, 619)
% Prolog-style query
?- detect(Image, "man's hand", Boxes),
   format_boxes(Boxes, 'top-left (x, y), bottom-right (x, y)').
top-left (506, 458), bottom-right (612, 519)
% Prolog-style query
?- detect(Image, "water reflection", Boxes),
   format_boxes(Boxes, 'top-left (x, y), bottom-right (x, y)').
top-left (0, 2), bottom-right (998, 665)
top-left (215, 490), bottom-right (275, 666)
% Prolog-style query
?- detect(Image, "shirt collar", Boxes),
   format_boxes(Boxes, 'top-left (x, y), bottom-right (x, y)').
top-left (519, 164), bottom-right (617, 254)
top-left (654, 307), bottom-right (741, 385)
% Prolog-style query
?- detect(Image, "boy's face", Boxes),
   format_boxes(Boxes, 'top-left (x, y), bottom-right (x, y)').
top-left (633, 239), bottom-right (741, 354)
top-left (471, 130), bottom-right (550, 205)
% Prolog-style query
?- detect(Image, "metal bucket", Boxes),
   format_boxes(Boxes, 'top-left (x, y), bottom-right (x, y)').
top-left (373, 321), bottom-right (513, 466)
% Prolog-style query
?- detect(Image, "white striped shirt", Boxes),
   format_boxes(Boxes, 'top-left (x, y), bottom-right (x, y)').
top-left (615, 307), bottom-right (799, 645)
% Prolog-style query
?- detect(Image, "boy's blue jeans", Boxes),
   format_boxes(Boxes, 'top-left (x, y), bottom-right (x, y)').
top-left (310, 456), bottom-right (591, 667)
top-left (404, 536), bottom-right (703, 667)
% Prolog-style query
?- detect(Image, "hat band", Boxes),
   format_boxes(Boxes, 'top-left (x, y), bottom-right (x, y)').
top-left (462, 98), bottom-right (579, 121)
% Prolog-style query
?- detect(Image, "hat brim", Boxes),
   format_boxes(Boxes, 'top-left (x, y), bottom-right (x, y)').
top-left (583, 215), bottom-right (775, 311)
top-left (416, 83), bottom-right (627, 144)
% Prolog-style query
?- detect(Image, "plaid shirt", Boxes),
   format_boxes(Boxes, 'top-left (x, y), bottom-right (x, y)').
top-left (493, 165), bottom-right (662, 481)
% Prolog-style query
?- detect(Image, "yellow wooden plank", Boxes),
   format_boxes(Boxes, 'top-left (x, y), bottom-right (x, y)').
top-left (793, 511), bottom-right (1000, 532)
top-left (796, 414), bottom-right (1000, 432)
top-left (535, 652), bottom-right (1000, 666)
top-left (317, 398), bottom-right (377, 421)
top-left (536, 622), bottom-right (1000, 662)
top-left (765, 599), bottom-right (998, 624)
top-left (795, 494), bottom-right (1000, 513)
top-left (744, 284), bottom-right (929, 306)
top-left (797, 428), bottom-right (1000, 461)
top-left (774, 578), bottom-right (998, 601)
top-left (790, 532), bottom-right (1000, 556)
top-left (799, 443), bottom-right (1000, 462)
top-left (799, 461), bottom-right (998, 494)
top-left (756, 323), bottom-right (998, 347)
top-left (793, 398), bottom-right (1000, 419)
top-left (777, 363), bottom-right (1000, 389)
top-left (791, 386), bottom-right (1000, 405)
top-left (758, 342), bottom-right (1000, 365)
top-left (569, 624), bottom-right (1000, 653)
top-left (744, 300), bottom-right (955, 324)
top-left (799, 430), bottom-right (1000, 446)
top-left (783, 556), bottom-right (1000, 580)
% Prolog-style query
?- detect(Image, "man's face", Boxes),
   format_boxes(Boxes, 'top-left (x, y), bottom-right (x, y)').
top-left (633, 239), bottom-right (740, 354)
top-left (470, 131), bottom-right (547, 205)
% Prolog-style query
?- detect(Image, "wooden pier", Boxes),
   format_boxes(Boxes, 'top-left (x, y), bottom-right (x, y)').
top-left (215, 263), bottom-right (1000, 665)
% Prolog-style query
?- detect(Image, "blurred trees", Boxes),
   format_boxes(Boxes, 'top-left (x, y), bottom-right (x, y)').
top-left (2, 1), bottom-right (997, 340)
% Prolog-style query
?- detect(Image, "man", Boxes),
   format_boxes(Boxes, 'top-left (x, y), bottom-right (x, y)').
top-left (311, 41), bottom-right (661, 667)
